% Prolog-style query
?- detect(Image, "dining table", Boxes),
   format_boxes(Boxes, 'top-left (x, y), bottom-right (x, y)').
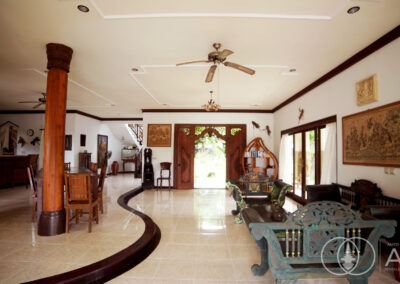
top-left (35, 167), bottom-right (99, 222)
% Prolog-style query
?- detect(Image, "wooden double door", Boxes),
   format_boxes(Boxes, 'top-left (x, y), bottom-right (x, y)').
top-left (174, 124), bottom-right (246, 189)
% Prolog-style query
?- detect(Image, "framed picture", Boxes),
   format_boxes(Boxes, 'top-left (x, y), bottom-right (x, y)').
top-left (356, 74), bottom-right (378, 106)
top-left (65, 135), bottom-right (72, 151)
top-left (97, 135), bottom-right (108, 168)
top-left (342, 101), bottom-right (400, 167)
top-left (80, 134), bottom-right (86, 147)
top-left (147, 124), bottom-right (171, 147)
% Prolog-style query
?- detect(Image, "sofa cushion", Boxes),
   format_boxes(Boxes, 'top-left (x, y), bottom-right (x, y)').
top-left (306, 184), bottom-right (341, 203)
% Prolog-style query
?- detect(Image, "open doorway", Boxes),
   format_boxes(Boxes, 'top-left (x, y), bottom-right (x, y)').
top-left (174, 124), bottom-right (246, 189)
top-left (194, 131), bottom-right (226, 188)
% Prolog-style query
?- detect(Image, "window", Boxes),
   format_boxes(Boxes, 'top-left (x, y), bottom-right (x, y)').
top-left (280, 116), bottom-right (336, 203)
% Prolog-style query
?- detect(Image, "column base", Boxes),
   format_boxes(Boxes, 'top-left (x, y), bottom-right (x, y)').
top-left (38, 209), bottom-right (66, 236)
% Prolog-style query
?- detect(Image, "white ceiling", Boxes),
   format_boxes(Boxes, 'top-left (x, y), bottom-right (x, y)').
top-left (0, 0), bottom-right (399, 117)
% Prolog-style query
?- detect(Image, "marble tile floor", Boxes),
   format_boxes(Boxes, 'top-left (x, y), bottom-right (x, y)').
top-left (0, 175), bottom-right (397, 283)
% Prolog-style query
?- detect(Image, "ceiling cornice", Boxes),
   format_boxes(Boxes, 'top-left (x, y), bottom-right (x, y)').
top-left (272, 24), bottom-right (400, 113)
top-left (0, 110), bottom-right (143, 121)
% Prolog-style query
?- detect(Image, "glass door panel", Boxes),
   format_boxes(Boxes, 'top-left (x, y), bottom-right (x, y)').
top-left (294, 133), bottom-right (302, 197)
top-left (305, 130), bottom-right (316, 199)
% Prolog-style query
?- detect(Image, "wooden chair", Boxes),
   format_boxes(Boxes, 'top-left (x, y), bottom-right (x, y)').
top-left (26, 165), bottom-right (37, 222)
top-left (98, 165), bottom-right (107, 214)
top-left (156, 162), bottom-right (172, 191)
top-left (64, 173), bottom-right (99, 233)
top-left (89, 162), bottom-right (98, 173)
top-left (64, 162), bottom-right (71, 171)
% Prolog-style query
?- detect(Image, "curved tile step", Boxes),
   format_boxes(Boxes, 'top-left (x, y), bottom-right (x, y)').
top-left (24, 186), bottom-right (161, 284)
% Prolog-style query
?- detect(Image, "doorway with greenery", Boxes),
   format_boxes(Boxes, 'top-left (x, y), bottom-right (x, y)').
top-left (194, 126), bottom-right (226, 188)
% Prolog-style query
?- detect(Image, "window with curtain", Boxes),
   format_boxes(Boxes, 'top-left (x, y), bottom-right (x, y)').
top-left (279, 117), bottom-right (337, 203)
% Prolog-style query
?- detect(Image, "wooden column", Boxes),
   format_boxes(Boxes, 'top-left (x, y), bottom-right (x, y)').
top-left (38, 43), bottom-right (73, 236)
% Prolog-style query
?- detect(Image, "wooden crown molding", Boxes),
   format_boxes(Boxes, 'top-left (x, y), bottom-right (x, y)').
top-left (273, 25), bottom-right (400, 112)
top-left (142, 108), bottom-right (273, 113)
top-left (0, 109), bottom-right (143, 121)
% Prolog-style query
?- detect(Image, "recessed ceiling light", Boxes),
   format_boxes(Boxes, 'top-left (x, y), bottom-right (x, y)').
top-left (347, 6), bottom-right (360, 14)
top-left (77, 5), bottom-right (89, 13)
top-left (131, 68), bottom-right (139, 72)
top-left (289, 68), bottom-right (296, 73)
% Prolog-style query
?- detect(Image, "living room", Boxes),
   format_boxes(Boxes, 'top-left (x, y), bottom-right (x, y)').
top-left (0, 1), bottom-right (399, 283)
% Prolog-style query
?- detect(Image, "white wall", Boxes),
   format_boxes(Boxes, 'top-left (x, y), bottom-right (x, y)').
top-left (143, 112), bottom-right (274, 186)
top-left (64, 114), bottom-right (133, 173)
top-left (273, 38), bottom-right (400, 199)
top-left (0, 113), bottom-right (44, 155)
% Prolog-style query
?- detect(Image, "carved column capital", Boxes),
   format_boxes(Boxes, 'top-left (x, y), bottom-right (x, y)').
top-left (46, 43), bottom-right (73, 72)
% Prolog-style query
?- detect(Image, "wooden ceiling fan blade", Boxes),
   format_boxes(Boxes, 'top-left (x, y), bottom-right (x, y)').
top-left (205, 65), bottom-right (217, 83)
top-left (224, 61), bottom-right (255, 75)
top-left (220, 49), bottom-right (234, 59)
top-left (176, 60), bottom-right (211, 66)
top-left (32, 103), bottom-right (43, 109)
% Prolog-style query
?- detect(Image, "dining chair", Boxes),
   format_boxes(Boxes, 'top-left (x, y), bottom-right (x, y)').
top-left (89, 162), bottom-right (98, 173)
top-left (26, 165), bottom-right (37, 222)
top-left (98, 165), bottom-right (107, 214)
top-left (64, 172), bottom-right (99, 233)
top-left (156, 162), bottom-right (172, 191)
top-left (64, 162), bottom-right (71, 171)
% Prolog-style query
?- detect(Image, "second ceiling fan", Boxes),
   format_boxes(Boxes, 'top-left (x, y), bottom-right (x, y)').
top-left (176, 43), bottom-right (255, 83)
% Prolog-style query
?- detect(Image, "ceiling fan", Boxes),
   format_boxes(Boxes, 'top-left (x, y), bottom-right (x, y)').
top-left (176, 43), bottom-right (256, 83)
top-left (18, 92), bottom-right (46, 109)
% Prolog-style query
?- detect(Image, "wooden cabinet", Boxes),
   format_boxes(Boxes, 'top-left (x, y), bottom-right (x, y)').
top-left (0, 155), bottom-right (38, 188)
top-left (241, 137), bottom-right (278, 179)
top-left (79, 152), bottom-right (91, 169)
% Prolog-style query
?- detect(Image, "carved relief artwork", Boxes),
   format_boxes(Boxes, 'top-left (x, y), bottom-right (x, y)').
top-left (342, 101), bottom-right (400, 167)
top-left (356, 74), bottom-right (378, 106)
top-left (147, 124), bottom-right (171, 147)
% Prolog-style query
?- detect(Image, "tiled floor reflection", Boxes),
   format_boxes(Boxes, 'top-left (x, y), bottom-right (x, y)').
top-left (0, 175), bottom-right (398, 283)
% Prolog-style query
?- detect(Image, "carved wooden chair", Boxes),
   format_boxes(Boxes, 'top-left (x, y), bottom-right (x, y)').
top-left (64, 173), bottom-right (99, 233)
top-left (156, 162), bottom-right (172, 191)
top-left (98, 165), bottom-right (107, 214)
top-left (89, 162), bottom-right (98, 173)
top-left (26, 165), bottom-right (37, 222)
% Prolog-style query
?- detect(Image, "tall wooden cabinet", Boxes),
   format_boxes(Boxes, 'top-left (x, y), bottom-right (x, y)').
top-left (241, 137), bottom-right (279, 179)
top-left (79, 152), bottom-right (91, 169)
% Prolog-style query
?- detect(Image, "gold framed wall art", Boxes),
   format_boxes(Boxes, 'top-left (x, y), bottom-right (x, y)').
top-left (147, 124), bottom-right (171, 147)
top-left (356, 74), bottom-right (378, 106)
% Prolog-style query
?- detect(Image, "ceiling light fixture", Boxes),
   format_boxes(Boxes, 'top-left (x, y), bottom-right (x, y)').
top-left (347, 6), bottom-right (360, 14)
top-left (77, 5), bottom-right (90, 13)
top-left (202, 91), bottom-right (221, 112)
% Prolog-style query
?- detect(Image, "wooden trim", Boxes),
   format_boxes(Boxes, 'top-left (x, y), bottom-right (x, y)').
top-left (25, 186), bottom-right (161, 283)
top-left (281, 115), bottom-right (336, 136)
top-left (142, 108), bottom-right (273, 113)
top-left (273, 25), bottom-right (400, 112)
top-left (0, 110), bottom-right (143, 121)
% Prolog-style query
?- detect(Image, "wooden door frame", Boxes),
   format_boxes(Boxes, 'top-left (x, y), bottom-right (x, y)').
top-left (173, 124), bottom-right (246, 189)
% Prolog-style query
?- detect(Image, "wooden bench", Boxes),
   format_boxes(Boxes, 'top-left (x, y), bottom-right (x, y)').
top-left (249, 201), bottom-right (396, 283)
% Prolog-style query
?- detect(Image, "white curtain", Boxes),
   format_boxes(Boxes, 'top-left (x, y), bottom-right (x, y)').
top-left (278, 134), bottom-right (293, 185)
top-left (320, 122), bottom-right (337, 184)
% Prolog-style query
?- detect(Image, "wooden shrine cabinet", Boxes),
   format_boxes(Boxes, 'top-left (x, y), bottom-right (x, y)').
top-left (242, 137), bottom-right (278, 179)
top-left (79, 152), bottom-right (91, 169)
